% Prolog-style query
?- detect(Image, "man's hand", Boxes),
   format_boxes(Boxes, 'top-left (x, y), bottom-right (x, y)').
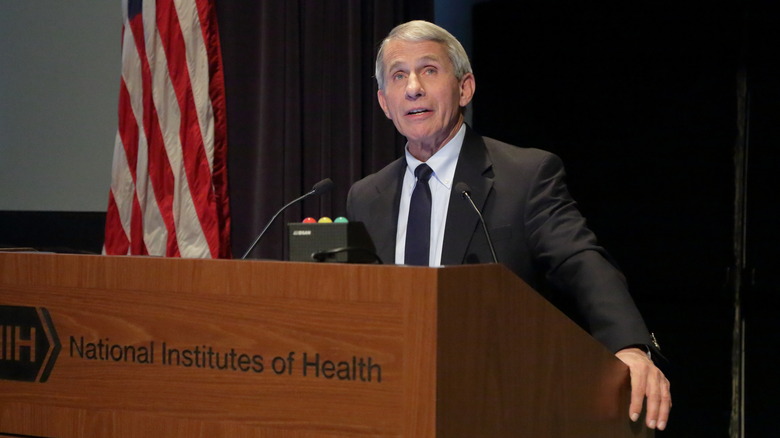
top-left (615, 347), bottom-right (671, 431)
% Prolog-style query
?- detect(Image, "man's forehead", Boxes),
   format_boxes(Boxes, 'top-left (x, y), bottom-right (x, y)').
top-left (383, 40), bottom-right (448, 70)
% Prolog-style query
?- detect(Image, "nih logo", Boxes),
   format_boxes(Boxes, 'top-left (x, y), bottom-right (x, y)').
top-left (0, 305), bottom-right (61, 382)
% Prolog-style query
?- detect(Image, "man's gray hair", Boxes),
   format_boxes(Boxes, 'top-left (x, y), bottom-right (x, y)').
top-left (375, 20), bottom-right (472, 91)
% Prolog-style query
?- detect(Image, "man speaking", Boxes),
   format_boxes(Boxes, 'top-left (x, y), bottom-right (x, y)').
top-left (347, 20), bottom-right (671, 430)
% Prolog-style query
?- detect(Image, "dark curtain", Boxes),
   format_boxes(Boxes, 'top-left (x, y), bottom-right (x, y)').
top-left (471, 1), bottom-right (755, 436)
top-left (216, 1), bottom-right (433, 259)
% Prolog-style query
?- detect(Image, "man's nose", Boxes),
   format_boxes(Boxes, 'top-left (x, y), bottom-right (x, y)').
top-left (405, 73), bottom-right (424, 99)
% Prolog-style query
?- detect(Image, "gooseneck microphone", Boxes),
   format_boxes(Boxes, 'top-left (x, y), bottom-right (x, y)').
top-left (454, 182), bottom-right (498, 264)
top-left (240, 178), bottom-right (334, 259)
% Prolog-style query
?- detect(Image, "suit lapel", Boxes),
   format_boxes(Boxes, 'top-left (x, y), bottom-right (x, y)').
top-left (441, 127), bottom-right (493, 265)
top-left (367, 158), bottom-right (405, 264)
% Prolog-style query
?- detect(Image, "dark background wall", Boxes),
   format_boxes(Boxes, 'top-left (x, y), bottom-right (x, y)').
top-left (472, 2), bottom-right (736, 434)
top-left (739, 3), bottom-right (780, 434)
top-left (470, 1), bottom-right (778, 436)
top-left (1, 1), bottom-right (778, 436)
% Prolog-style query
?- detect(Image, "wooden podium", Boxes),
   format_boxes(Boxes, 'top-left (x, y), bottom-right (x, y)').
top-left (0, 253), bottom-right (651, 437)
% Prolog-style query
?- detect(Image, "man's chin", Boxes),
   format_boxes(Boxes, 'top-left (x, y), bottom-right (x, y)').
top-left (398, 126), bottom-right (438, 142)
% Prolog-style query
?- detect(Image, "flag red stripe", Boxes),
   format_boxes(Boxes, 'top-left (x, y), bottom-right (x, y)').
top-left (196, 0), bottom-right (232, 258)
top-left (156, 0), bottom-right (219, 258)
top-left (116, 77), bottom-right (149, 256)
top-left (128, 11), bottom-right (181, 257)
top-left (104, 191), bottom-right (129, 254)
top-left (130, 192), bottom-right (149, 255)
top-left (117, 79), bottom-right (139, 183)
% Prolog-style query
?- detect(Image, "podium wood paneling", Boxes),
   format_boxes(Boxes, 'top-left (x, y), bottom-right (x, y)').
top-left (0, 253), bottom-right (651, 437)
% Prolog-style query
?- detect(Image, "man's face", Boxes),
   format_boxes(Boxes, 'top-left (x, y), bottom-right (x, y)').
top-left (377, 40), bottom-right (475, 152)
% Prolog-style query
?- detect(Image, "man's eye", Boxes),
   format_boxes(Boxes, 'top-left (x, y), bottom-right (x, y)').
top-left (424, 68), bottom-right (437, 75)
top-left (393, 72), bottom-right (406, 80)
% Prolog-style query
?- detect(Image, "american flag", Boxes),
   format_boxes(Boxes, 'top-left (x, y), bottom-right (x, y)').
top-left (104, 0), bottom-right (231, 258)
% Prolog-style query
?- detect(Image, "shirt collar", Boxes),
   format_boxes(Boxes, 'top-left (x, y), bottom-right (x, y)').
top-left (404, 123), bottom-right (466, 189)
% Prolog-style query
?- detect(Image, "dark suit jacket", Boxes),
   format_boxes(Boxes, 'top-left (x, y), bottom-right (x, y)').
top-left (347, 126), bottom-right (652, 353)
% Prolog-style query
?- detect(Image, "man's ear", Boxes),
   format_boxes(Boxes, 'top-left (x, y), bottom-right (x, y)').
top-left (459, 72), bottom-right (476, 108)
top-left (377, 89), bottom-right (391, 119)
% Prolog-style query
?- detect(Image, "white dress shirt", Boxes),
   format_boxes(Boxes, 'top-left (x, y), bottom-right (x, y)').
top-left (395, 123), bottom-right (466, 266)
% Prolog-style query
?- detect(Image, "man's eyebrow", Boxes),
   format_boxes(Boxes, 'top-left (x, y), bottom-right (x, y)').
top-left (386, 60), bottom-right (406, 73)
top-left (386, 55), bottom-right (443, 73)
top-left (417, 55), bottom-right (443, 65)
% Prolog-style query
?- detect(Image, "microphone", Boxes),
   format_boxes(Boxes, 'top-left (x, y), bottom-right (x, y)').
top-left (454, 182), bottom-right (498, 264)
top-left (240, 178), bottom-right (334, 259)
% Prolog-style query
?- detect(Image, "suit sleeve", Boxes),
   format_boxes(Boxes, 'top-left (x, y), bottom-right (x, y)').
top-left (524, 153), bottom-right (651, 352)
top-left (346, 183), bottom-right (359, 221)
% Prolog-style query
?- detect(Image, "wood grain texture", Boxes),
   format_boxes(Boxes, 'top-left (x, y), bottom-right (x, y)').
top-left (435, 265), bottom-right (651, 437)
top-left (0, 253), bottom-right (651, 437)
